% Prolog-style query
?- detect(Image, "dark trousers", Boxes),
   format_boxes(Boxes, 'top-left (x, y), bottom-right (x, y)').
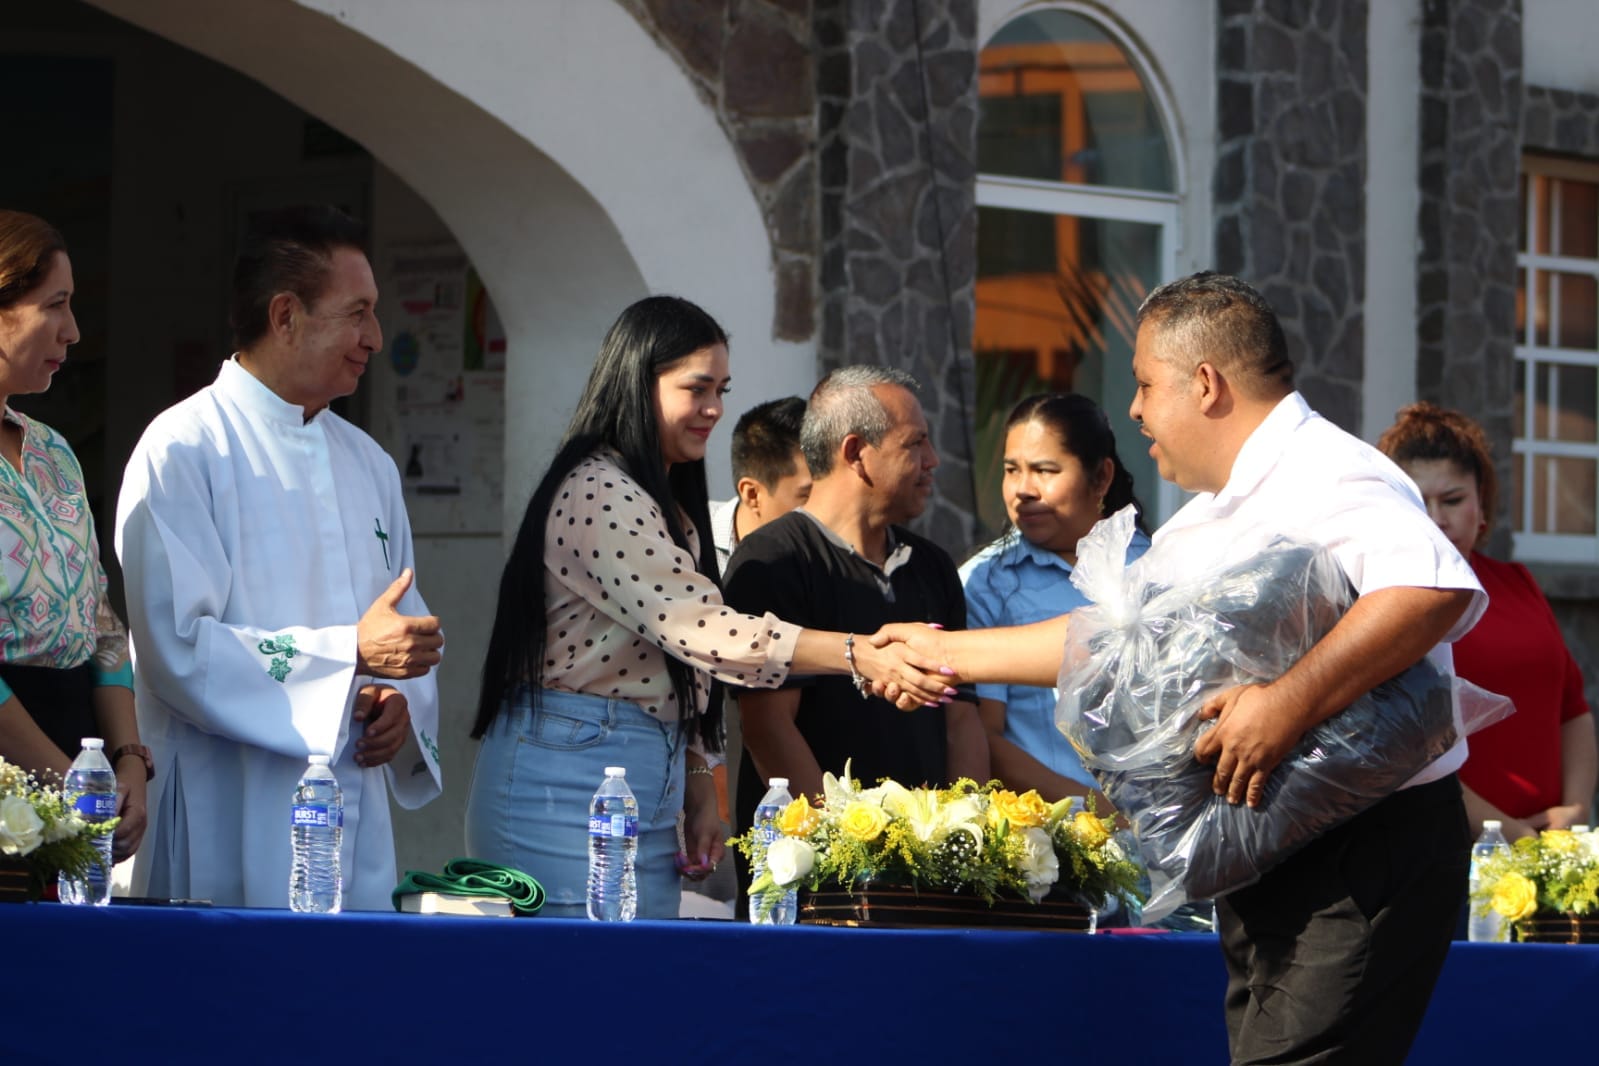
top-left (1216, 774), bottom-right (1470, 1065)
top-left (0, 661), bottom-right (96, 759)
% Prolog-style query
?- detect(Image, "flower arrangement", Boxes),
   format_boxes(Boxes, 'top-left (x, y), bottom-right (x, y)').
top-left (0, 757), bottom-right (118, 899)
top-left (1470, 828), bottom-right (1599, 933)
top-left (732, 764), bottom-right (1144, 919)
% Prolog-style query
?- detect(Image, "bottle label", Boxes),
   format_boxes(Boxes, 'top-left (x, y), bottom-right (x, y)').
top-left (588, 813), bottom-right (638, 838)
top-left (291, 804), bottom-right (344, 828)
top-left (74, 793), bottom-right (118, 820)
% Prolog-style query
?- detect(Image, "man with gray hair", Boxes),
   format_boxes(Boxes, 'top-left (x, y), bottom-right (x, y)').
top-left (722, 367), bottom-right (987, 862)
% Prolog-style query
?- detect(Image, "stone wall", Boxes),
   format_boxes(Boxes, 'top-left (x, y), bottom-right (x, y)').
top-left (1523, 84), bottom-right (1599, 160)
top-left (1415, 0), bottom-right (1522, 560)
top-left (624, 0), bottom-right (981, 548)
top-left (814, 0), bottom-right (980, 550)
top-left (1213, 0), bottom-right (1368, 432)
top-left (621, 0), bottom-right (818, 341)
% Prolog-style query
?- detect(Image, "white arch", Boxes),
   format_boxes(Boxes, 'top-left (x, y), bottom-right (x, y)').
top-left (87, 0), bottom-right (807, 516)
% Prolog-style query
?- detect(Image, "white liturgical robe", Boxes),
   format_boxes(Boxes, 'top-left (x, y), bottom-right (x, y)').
top-left (115, 359), bottom-right (442, 909)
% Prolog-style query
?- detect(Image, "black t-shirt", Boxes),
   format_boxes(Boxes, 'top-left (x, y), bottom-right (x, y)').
top-left (723, 510), bottom-right (974, 832)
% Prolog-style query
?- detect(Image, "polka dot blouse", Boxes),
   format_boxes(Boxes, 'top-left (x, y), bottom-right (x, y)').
top-left (540, 452), bottom-right (798, 725)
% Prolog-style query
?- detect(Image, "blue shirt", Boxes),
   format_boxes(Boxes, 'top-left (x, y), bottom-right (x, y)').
top-left (958, 530), bottom-right (1151, 787)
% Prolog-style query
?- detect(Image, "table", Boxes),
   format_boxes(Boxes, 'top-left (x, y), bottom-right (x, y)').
top-left (2, 904), bottom-right (1592, 1064)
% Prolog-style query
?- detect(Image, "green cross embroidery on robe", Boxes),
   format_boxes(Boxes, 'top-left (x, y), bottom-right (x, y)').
top-left (258, 634), bottom-right (299, 683)
top-left (374, 518), bottom-right (390, 570)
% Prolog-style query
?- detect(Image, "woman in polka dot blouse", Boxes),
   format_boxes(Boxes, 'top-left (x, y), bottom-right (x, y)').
top-left (464, 295), bottom-right (956, 918)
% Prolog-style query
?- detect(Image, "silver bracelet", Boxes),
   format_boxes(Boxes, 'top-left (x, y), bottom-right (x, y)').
top-left (844, 633), bottom-right (871, 700)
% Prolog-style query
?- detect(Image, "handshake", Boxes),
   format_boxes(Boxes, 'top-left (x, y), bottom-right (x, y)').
top-left (849, 617), bottom-right (1065, 711)
top-left (851, 622), bottom-right (959, 711)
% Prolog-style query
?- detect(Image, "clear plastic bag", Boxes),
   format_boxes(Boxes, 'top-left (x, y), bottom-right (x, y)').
top-left (1055, 507), bottom-right (1476, 923)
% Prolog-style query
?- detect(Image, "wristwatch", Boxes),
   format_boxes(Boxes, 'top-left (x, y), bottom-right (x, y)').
top-left (110, 743), bottom-right (155, 782)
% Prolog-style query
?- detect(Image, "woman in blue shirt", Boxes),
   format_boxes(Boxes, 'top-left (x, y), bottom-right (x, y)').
top-left (960, 393), bottom-right (1149, 807)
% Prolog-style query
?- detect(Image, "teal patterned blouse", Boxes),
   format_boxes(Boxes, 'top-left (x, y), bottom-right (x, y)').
top-left (0, 408), bottom-right (132, 702)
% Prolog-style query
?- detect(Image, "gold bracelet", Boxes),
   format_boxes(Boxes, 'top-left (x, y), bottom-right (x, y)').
top-left (687, 765), bottom-right (715, 778)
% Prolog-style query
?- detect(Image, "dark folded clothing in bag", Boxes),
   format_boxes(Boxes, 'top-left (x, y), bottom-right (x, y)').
top-left (1056, 515), bottom-right (1457, 923)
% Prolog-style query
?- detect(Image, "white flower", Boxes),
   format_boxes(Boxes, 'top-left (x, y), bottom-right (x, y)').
top-left (820, 761), bottom-right (865, 810)
top-left (1017, 827), bottom-right (1060, 901)
top-left (1101, 835), bottom-right (1127, 864)
top-left (0, 794), bottom-right (46, 857)
top-left (765, 836), bottom-right (815, 887)
top-left (42, 809), bottom-right (85, 844)
top-left (942, 795), bottom-right (985, 832)
top-left (883, 785), bottom-right (943, 842)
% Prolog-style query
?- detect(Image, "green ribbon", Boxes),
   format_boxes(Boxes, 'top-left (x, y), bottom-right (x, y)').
top-left (392, 858), bottom-right (546, 916)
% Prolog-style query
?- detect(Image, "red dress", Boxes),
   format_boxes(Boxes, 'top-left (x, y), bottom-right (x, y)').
top-left (1453, 552), bottom-right (1591, 819)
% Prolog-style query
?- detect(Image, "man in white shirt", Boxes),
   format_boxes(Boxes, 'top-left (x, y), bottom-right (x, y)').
top-left (708, 395), bottom-right (811, 573)
top-left (116, 206), bottom-right (444, 910)
top-left (1130, 274), bottom-right (1484, 1062)
top-left (874, 273), bottom-right (1484, 1062)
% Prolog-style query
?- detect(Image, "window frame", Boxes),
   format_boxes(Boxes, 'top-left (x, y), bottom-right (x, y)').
top-left (1513, 153), bottom-right (1599, 564)
top-left (975, 3), bottom-right (1185, 523)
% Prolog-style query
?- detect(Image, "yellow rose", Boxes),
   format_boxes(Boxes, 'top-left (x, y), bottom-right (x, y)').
top-left (1489, 872), bottom-right (1539, 922)
top-left (776, 796), bottom-right (821, 837)
top-left (839, 801), bottom-right (890, 842)
top-left (988, 789), bottom-right (1050, 829)
top-left (1069, 810), bottom-right (1112, 850)
top-left (1542, 829), bottom-right (1581, 856)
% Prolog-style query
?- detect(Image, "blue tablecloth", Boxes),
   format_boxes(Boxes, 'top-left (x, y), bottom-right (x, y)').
top-left (1, 904), bottom-right (1592, 1064)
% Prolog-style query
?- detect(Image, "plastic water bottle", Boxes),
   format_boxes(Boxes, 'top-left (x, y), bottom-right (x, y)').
top-left (587, 766), bottom-right (638, 921)
top-left (1467, 819), bottom-right (1510, 942)
top-left (289, 755), bottom-right (343, 913)
top-left (751, 777), bottom-right (796, 925)
top-left (59, 738), bottom-right (117, 906)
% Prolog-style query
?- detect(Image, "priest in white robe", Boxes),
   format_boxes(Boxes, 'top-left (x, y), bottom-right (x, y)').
top-left (114, 206), bottom-right (443, 910)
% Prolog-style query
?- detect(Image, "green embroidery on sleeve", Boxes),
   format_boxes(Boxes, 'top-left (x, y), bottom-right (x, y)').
top-left (257, 634), bottom-right (299, 683)
top-left (419, 729), bottom-right (440, 766)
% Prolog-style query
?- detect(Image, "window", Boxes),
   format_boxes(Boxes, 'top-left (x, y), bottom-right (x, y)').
top-left (1514, 156), bottom-right (1599, 563)
top-left (974, 5), bottom-right (1180, 535)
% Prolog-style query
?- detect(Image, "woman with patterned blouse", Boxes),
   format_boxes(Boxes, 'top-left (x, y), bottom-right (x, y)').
top-left (466, 296), bottom-right (954, 918)
top-left (0, 211), bottom-right (148, 861)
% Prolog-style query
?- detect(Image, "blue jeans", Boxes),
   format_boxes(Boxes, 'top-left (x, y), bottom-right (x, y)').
top-left (464, 687), bottom-right (685, 919)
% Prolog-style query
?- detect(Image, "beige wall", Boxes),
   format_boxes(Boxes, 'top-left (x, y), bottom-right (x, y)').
top-left (1525, 0), bottom-right (1599, 94)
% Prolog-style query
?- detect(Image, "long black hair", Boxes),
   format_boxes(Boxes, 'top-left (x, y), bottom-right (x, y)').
top-left (472, 296), bottom-right (727, 749)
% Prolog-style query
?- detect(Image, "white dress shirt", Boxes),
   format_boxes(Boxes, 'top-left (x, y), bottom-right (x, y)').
top-left (1149, 392), bottom-right (1487, 786)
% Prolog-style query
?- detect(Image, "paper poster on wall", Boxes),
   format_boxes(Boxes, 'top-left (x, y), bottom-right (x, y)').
top-left (380, 243), bottom-right (506, 535)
